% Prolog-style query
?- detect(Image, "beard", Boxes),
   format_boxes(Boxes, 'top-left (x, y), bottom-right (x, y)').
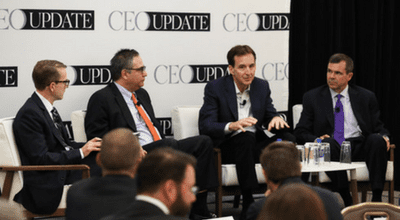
top-left (169, 191), bottom-right (192, 217)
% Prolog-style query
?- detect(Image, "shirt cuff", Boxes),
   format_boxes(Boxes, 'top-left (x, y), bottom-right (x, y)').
top-left (224, 123), bottom-right (231, 134)
top-left (79, 148), bottom-right (84, 159)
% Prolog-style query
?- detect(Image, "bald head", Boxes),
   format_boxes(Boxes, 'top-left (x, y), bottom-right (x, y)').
top-left (99, 128), bottom-right (142, 172)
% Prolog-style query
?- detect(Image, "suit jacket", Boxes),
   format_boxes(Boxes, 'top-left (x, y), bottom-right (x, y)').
top-left (294, 84), bottom-right (389, 144)
top-left (66, 175), bottom-right (137, 220)
top-left (13, 92), bottom-right (83, 214)
top-left (85, 83), bottom-right (164, 140)
top-left (199, 75), bottom-right (279, 146)
top-left (101, 200), bottom-right (188, 220)
top-left (246, 177), bottom-right (343, 220)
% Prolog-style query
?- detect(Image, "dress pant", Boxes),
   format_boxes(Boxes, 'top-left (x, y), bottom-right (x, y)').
top-left (217, 130), bottom-right (296, 191)
top-left (143, 135), bottom-right (218, 190)
top-left (324, 134), bottom-right (388, 191)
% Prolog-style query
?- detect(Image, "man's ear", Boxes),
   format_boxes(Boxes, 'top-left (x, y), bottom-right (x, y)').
top-left (163, 180), bottom-right (178, 203)
top-left (96, 152), bottom-right (102, 167)
top-left (228, 65), bottom-right (234, 75)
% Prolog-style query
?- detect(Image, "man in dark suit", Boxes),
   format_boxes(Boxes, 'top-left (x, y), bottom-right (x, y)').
top-left (12, 60), bottom-right (101, 214)
top-left (66, 128), bottom-right (146, 220)
top-left (85, 49), bottom-right (217, 219)
top-left (246, 141), bottom-right (343, 220)
top-left (102, 147), bottom-right (196, 220)
top-left (294, 53), bottom-right (390, 206)
top-left (198, 45), bottom-right (295, 219)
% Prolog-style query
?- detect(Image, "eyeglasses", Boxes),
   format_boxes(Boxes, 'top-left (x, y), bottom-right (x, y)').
top-left (191, 186), bottom-right (199, 195)
top-left (54, 79), bottom-right (70, 86)
top-left (126, 66), bottom-right (146, 73)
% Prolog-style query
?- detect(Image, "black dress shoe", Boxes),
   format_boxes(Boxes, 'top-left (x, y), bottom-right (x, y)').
top-left (189, 212), bottom-right (217, 220)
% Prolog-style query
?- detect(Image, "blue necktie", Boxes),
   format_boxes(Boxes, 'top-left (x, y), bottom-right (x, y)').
top-left (334, 94), bottom-right (345, 145)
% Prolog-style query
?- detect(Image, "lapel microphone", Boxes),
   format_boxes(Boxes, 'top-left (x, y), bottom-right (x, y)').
top-left (240, 100), bottom-right (247, 106)
top-left (335, 107), bottom-right (340, 113)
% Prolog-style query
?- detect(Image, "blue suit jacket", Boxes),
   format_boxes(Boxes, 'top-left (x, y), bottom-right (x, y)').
top-left (294, 84), bottom-right (389, 144)
top-left (13, 92), bottom-right (83, 214)
top-left (199, 75), bottom-right (279, 145)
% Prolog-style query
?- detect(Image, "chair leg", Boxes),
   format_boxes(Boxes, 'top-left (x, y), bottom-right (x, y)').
top-left (233, 195), bottom-right (241, 208)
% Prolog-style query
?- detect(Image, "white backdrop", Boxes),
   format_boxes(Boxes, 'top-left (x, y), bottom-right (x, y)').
top-left (0, 0), bottom-right (290, 136)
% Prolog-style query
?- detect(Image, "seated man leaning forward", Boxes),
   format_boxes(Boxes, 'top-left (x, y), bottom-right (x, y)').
top-left (101, 147), bottom-right (197, 220)
top-left (246, 141), bottom-right (343, 220)
top-left (85, 49), bottom-right (218, 219)
top-left (13, 60), bottom-right (101, 214)
top-left (66, 128), bottom-right (147, 220)
top-left (198, 44), bottom-right (296, 219)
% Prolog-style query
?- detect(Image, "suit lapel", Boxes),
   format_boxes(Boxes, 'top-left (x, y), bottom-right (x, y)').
top-left (348, 86), bottom-right (365, 129)
top-left (31, 93), bottom-right (68, 146)
top-left (109, 83), bottom-right (137, 131)
top-left (224, 75), bottom-right (239, 120)
top-left (319, 87), bottom-right (335, 129)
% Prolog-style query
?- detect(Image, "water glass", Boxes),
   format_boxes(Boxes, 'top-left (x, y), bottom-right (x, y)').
top-left (305, 143), bottom-right (319, 166)
top-left (340, 141), bottom-right (351, 163)
top-left (296, 145), bottom-right (305, 165)
top-left (321, 143), bottom-right (331, 163)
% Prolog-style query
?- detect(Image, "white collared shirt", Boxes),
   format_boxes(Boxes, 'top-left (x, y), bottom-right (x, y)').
top-left (114, 82), bottom-right (161, 146)
top-left (35, 91), bottom-right (84, 158)
top-left (136, 195), bottom-right (170, 215)
top-left (224, 82), bottom-right (256, 135)
top-left (329, 85), bottom-right (362, 139)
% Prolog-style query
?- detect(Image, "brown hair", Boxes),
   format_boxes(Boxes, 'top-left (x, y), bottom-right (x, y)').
top-left (32, 60), bottom-right (66, 90)
top-left (227, 45), bottom-right (256, 67)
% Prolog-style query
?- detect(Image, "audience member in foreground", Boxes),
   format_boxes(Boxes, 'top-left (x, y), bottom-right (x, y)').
top-left (12, 60), bottom-right (101, 214)
top-left (102, 147), bottom-right (197, 220)
top-left (66, 128), bottom-right (146, 220)
top-left (257, 184), bottom-right (327, 220)
top-left (246, 141), bottom-right (343, 220)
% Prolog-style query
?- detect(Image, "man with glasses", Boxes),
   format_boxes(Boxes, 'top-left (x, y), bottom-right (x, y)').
top-left (85, 49), bottom-right (218, 219)
top-left (102, 147), bottom-right (197, 220)
top-left (13, 60), bottom-right (102, 214)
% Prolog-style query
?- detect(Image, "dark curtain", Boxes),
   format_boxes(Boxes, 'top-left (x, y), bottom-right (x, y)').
top-left (289, 0), bottom-right (400, 189)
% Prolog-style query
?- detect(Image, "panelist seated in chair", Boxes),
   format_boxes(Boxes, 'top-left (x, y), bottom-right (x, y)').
top-left (84, 49), bottom-right (218, 219)
top-left (246, 141), bottom-right (342, 220)
top-left (294, 53), bottom-right (390, 206)
top-left (12, 60), bottom-right (101, 214)
top-left (66, 128), bottom-right (147, 220)
top-left (198, 45), bottom-right (295, 219)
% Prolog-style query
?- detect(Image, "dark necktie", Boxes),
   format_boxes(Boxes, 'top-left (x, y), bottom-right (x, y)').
top-left (51, 107), bottom-right (72, 150)
top-left (334, 94), bottom-right (345, 145)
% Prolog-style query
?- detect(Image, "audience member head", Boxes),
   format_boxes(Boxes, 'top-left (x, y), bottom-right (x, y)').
top-left (227, 45), bottom-right (256, 67)
top-left (97, 128), bottom-right (146, 178)
top-left (260, 141), bottom-right (301, 186)
top-left (137, 147), bottom-right (197, 217)
top-left (257, 184), bottom-right (327, 220)
top-left (328, 53), bottom-right (354, 74)
top-left (110, 49), bottom-right (140, 81)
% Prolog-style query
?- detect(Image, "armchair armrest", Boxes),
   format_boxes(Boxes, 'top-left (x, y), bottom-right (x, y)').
top-left (0, 164), bottom-right (90, 199)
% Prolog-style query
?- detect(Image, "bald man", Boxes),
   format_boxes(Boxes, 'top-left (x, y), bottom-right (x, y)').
top-left (66, 128), bottom-right (146, 220)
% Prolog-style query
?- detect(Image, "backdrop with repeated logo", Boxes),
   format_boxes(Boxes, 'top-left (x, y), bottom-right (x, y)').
top-left (0, 0), bottom-right (290, 137)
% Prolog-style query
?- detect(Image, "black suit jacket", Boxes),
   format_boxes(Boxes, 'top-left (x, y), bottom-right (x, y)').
top-left (294, 84), bottom-right (389, 144)
top-left (66, 175), bottom-right (137, 220)
top-left (101, 200), bottom-right (188, 220)
top-left (85, 83), bottom-right (163, 140)
top-left (246, 177), bottom-right (343, 220)
top-left (199, 75), bottom-right (279, 146)
top-left (13, 92), bottom-right (83, 214)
